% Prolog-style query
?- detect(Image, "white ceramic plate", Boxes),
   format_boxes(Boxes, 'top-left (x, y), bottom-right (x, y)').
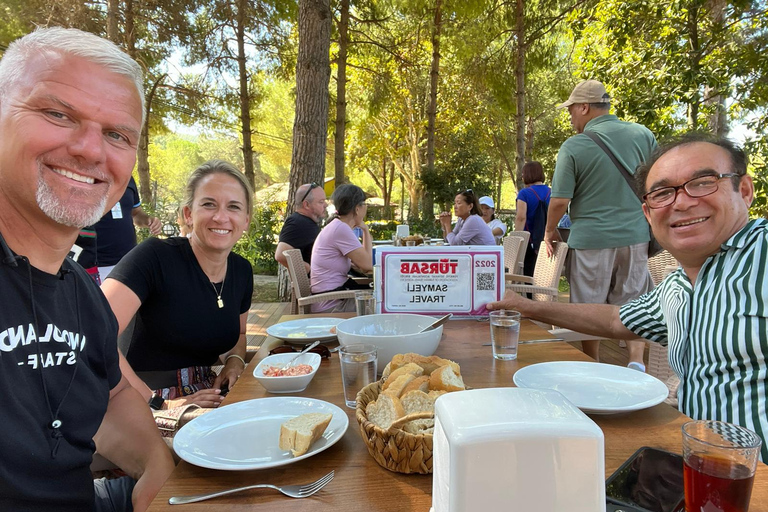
top-left (513, 361), bottom-right (669, 414)
top-left (173, 397), bottom-right (349, 470)
top-left (266, 317), bottom-right (343, 344)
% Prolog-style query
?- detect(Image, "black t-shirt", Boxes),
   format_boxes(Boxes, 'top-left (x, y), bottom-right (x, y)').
top-left (69, 226), bottom-right (98, 269)
top-left (0, 255), bottom-right (121, 511)
top-left (109, 237), bottom-right (253, 370)
top-left (94, 176), bottom-right (140, 266)
top-left (278, 212), bottom-right (320, 264)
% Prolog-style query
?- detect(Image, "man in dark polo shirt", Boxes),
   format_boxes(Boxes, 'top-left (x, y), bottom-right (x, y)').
top-left (95, 176), bottom-right (161, 278)
top-left (274, 182), bottom-right (327, 273)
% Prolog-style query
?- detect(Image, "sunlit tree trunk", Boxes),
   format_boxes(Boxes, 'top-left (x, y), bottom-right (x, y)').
top-left (237, 0), bottom-right (255, 189)
top-left (513, 0), bottom-right (526, 191)
top-left (334, 0), bottom-right (349, 187)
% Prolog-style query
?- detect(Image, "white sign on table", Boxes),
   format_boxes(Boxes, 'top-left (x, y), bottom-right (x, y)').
top-left (373, 246), bottom-right (503, 317)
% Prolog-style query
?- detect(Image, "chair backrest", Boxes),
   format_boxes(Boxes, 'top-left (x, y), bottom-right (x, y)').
top-left (648, 250), bottom-right (678, 286)
top-left (506, 231), bottom-right (530, 273)
top-left (284, 249), bottom-right (311, 303)
top-left (502, 235), bottom-right (525, 274)
top-left (531, 241), bottom-right (568, 301)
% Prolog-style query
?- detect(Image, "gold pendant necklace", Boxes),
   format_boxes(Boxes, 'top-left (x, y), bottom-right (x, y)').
top-left (210, 280), bottom-right (224, 308)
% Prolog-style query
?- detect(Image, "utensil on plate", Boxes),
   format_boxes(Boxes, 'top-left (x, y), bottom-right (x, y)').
top-left (419, 313), bottom-right (452, 333)
top-left (281, 340), bottom-right (320, 369)
top-left (168, 470), bottom-right (334, 504)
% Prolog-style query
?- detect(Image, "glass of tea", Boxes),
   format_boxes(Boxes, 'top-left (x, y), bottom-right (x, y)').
top-left (682, 420), bottom-right (762, 512)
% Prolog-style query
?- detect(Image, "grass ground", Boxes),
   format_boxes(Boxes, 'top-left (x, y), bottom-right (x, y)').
top-left (252, 274), bottom-right (279, 303)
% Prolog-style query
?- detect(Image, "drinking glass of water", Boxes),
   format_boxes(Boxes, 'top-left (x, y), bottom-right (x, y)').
top-left (489, 310), bottom-right (521, 360)
top-left (339, 343), bottom-right (378, 408)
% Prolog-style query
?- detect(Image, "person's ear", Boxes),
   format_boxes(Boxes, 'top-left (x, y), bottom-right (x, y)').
top-left (739, 174), bottom-right (755, 207)
top-left (183, 205), bottom-right (193, 226)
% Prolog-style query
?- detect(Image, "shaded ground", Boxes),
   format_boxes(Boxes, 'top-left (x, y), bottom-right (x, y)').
top-left (252, 274), bottom-right (279, 303)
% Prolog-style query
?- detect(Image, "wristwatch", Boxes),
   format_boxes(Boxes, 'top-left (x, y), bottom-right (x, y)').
top-left (148, 392), bottom-right (165, 411)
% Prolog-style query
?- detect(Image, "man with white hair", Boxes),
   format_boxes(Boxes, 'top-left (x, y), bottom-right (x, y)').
top-left (0, 27), bottom-right (174, 511)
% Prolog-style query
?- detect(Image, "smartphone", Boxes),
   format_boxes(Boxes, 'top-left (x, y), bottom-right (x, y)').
top-left (606, 447), bottom-right (685, 512)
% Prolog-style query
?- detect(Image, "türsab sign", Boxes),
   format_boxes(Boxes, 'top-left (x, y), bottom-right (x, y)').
top-left (374, 246), bottom-right (503, 317)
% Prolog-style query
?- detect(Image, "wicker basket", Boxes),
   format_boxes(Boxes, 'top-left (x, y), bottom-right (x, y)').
top-left (355, 380), bottom-right (436, 474)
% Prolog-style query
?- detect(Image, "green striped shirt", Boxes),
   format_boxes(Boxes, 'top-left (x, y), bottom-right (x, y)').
top-left (620, 218), bottom-right (768, 462)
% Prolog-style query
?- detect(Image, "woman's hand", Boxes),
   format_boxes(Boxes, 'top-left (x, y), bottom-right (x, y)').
top-left (165, 389), bottom-right (225, 409)
top-left (214, 357), bottom-right (245, 391)
top-left (438, 212), bottom-right (452, 231)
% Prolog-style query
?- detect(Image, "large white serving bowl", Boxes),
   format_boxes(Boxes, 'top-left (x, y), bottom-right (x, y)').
top-left (335, 314), bottom-right (444, 371)
top-left (253, 352), bottom-right (321, 393)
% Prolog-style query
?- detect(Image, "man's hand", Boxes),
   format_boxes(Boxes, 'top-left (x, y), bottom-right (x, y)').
top-left (544, 228), bottom-right (562, 257)
top-left (146, 217), bottom-right (162, 236)
top-left (485, 290), bottom-right (529, 315)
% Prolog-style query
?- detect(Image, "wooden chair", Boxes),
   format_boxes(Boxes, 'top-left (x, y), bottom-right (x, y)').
top-left (505, 231), bottom-right (529, 274)
top-left (646, 250), bottom-right (680, 405)
top-left (505, 241), bottom-right (568, 301)
top-left (284, 249), bottom-right (357, 314)
top-left (502, 235), bottom-right (525, 278)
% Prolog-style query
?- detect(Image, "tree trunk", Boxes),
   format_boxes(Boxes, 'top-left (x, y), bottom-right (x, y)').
top-left (236, 0), bottom-right (255, 189)
top-left (123, 0), bottom-right (153, 205)
top-left (687, 5), bottom-right (700, 131)
top-left (281, 0), bottom-right (332, 300)
top-left (513, 0), bottom-right (526, 191)
top-left (334, 0), bottom-right (349, 187)
top-left (289, 0), bottom-right (332, 209)
top-left (423, 0), bottom-right (441, 222)
top-left (106, 0), bottom-right (120, 43)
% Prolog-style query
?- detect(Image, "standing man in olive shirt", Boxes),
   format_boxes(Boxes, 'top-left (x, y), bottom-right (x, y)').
top-left (547, 80), bottom-right (656, 368)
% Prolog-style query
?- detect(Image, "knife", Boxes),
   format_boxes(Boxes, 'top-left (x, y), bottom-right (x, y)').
top-left (482, 338), bottom-right (564, 346)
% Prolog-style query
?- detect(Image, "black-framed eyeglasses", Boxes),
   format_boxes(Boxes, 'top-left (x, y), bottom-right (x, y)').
top-left (269, 343), bottom-right (332, 359)
top-left (300, 182), bottom-right (319, 203)
top-left (643, 173), bottom-right (740, 209)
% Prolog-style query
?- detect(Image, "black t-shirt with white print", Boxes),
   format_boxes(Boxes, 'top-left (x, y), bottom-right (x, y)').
top-left (0, 255), bottom-right (121, 511)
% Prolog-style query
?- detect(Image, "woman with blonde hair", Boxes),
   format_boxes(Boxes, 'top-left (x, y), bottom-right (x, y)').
top-left (102, 160), bottom-right (254, 409)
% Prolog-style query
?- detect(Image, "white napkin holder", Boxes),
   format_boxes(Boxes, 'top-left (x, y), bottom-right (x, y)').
top-left (396, 224), bottom-right (410, 238)
top-left (431, 388), bottom-right (605, 512)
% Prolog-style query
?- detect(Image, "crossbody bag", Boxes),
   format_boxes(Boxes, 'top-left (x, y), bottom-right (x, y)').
top-left (583, 131), bottom-right (663, 257)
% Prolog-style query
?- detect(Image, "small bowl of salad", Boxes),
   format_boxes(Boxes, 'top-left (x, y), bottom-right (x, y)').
top-left (253, 352), bottom-right (321, 393)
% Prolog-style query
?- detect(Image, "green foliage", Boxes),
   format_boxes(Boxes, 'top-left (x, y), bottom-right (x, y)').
top-left (745, 136), bottom-right (768, 218)
top-left (233, 203), bottom-right (283, 275)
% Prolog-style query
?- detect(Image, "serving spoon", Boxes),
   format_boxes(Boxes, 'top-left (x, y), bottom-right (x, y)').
top-left (419, 313), bottom-right (452, 333)
top-left (281, 340), bottom-right (321, 369)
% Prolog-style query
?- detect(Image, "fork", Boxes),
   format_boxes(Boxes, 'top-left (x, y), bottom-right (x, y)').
top-left (168, 470), bottom-right (334, 505)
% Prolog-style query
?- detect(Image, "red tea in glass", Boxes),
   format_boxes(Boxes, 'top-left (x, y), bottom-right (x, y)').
top-left (684, 453), bottom-right (754, 512)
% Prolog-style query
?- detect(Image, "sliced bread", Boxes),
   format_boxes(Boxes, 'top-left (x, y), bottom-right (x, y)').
top-left (382, 373), bottom-right (416, 398)
top-left (388, 354), bottom-right (461, 377)
top-left (400, 390), bottom-right (436, 415)
top-left (401, 375), bottom-right (430, 395)
top-left (428, 364), bottom-right (466, 392)
top-left (365, 393), bottom-right (405, 429)
top-left (383, 363), bottom-right (424, 388)
top-left (279, 412), bottom-right (333, 457)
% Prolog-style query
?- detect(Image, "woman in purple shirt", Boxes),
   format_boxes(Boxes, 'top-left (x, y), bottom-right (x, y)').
top-left (310, 184), bottom-right (373, 312)
top-left (439, 190), bottom-right (496, 245)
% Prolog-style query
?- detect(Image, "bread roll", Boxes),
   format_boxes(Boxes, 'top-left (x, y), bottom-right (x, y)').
top-left (365, 394), bottom-right (405, 429)
top-left (279, 413), bottom-right (333, 457)
top-left (428, 364), bottom-right (465, 392)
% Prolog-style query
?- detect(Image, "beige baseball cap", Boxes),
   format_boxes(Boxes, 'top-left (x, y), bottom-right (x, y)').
top-left (556, 80), bottom-right (611, 109)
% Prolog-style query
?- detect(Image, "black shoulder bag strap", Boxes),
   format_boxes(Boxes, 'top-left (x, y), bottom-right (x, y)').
top-left (582, 131), bottom-right (638, 197)
top-left (583, 130), bottom-right (662, 257)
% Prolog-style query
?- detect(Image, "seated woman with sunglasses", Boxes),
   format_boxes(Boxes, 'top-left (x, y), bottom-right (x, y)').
top-left (439, 190), bottom-right (496, 246)
top-left (101, 160), bottom-right (254, 410)
top-left (310, 184), bottom-right (373, 313)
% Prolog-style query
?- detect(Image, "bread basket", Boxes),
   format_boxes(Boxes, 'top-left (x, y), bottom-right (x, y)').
top-left (355, 380), bottom-right (435, 474)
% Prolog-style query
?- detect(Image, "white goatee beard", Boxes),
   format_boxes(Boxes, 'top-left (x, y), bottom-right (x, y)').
top-left (36, 174), bottom-right (107, 228)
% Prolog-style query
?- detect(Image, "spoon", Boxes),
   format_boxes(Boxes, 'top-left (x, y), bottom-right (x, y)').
top-left (282, 340), bottom-right (320, 369)
top-left (419, 314), bottom-right (452, 333)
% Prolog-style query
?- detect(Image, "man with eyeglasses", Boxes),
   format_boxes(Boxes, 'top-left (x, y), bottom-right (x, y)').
top-left (275, 182), bottom-right (327, 273)
top-left (489, 134), bottom-right (768, 461)
top-left (548, 79), bottom-right (658, 370)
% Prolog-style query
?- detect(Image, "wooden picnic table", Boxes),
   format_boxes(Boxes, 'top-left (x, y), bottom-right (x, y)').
top-left (148, 313), bottom-right (768, 511)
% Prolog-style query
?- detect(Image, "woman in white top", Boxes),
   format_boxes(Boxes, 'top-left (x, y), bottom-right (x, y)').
top-left (478, 196), bottom-right (506, 244)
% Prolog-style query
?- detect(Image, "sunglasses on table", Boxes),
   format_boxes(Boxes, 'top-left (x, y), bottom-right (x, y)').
top-left (269, 343), bottom-right (332, 359)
